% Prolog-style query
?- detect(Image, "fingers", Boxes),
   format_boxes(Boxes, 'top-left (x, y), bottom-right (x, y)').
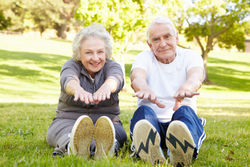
top-left (74, 91), bottom-right (94, 104)
top-left (73, 93), bottom-right (80, 101)
top-left (133, 91), bottom-right (165, 108)
top-left (155, 100), bottom-right (166, 108)
top-left (93, 91), bottom-right (111, 103)
top-left (173, 99), bottom-right (182, 111)
top-left (174, 91), bottom-right (200, 99)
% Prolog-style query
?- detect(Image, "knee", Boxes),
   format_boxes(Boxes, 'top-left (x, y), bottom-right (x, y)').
top-left (133, 105), bottom-right (157, 118)
top-left (176, 106), bottom-right (196, 115)
top-left (46, 128), bottom-right (55, 147)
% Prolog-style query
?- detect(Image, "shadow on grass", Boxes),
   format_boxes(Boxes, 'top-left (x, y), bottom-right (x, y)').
top-left (0, 49), bottom-right (69, 82)
top-left (206, 56), bottom-right (250, 91)
top-left (208, 56), bottom-right (250, 67)
top-left (207, 65), bottom-right (250, 92)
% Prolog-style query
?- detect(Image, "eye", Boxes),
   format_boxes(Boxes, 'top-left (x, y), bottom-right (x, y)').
top-left (152, 38), bottom-right (160, 42)
top-left (165, 34), bottom-right (173, 39)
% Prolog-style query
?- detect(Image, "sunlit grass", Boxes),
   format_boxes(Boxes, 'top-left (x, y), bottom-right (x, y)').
top-left (0, 34), bottom-right (249, 166)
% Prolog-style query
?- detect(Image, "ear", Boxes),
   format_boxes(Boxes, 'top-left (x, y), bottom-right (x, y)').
top-left (147, 40), bottom-right (152, 49)
top-left (175, 33), bottom-right (179, 42)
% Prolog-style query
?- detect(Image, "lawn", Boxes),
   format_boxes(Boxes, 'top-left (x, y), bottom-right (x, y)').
top-left (0, 34), bottom-right (249, 167)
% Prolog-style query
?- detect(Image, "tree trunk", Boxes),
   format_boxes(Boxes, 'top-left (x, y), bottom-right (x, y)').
top-left (201, 51), bottom-right (209, 83)
top-left (202, 50), bottom-right (213, 84)
top-left (55, 24), bottom-right (67, 39)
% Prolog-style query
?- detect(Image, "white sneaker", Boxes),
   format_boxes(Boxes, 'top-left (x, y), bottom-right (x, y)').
top-left (133, 120), bottom-right (166, 164)
top-left (165, 120), bottom-right (195, 167)
top-left (68, 115), bottom-right (94, 158)
top-left (94, 116), bottom-right (115, 159)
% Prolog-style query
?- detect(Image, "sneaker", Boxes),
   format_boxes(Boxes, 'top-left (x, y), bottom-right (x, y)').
top-left (165, 120), bottom-right (195, 167)
top-left (133, 120), bottom-right (166, 164)
top-left (68, 115), bottom-right (94, 158)
top-left (94, 116), bottom-right (115, 159)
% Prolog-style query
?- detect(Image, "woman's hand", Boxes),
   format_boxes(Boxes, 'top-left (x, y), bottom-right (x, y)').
top-left (93, 84), bottom-right (111, 104)
top-left (93, 77), bottom-right (118, 104)
top-left (65, 79), bottom-right (94, 104)
top-left (74, 87), bottom-right (94, 104)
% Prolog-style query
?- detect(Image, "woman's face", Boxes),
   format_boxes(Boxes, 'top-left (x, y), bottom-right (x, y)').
top-left (80, 36), bottom-right (106, 78)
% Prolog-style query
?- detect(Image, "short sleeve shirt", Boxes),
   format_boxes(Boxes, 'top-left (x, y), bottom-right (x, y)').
top-left (131, 46), bottom-right (204, 122)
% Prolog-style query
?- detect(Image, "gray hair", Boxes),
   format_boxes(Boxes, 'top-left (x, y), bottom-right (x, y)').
top-left (147, 17), bottom-right (177, 44)
top-left (72, 23), bottom-right (112, 61)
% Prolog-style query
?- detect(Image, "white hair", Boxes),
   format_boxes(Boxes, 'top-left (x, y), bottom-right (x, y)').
top-left (147, 17), bottom-right (177, 44)
top-left (72, 23), bottom-right (112, 61)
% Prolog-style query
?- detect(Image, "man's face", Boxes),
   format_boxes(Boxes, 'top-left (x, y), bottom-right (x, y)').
top-left (147, 23), bottom-right (178, 64)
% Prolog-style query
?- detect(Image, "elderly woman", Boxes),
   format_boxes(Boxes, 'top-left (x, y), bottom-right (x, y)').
top-left (46, 23), bottom-right (127, 158)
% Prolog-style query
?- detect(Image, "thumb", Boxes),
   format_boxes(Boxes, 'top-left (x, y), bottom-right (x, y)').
top-left (173, 99), bottom-right (182, 111)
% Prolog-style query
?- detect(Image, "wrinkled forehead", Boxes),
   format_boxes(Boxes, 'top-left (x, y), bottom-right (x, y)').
top-left (148, 23), bottom-right (176, 38)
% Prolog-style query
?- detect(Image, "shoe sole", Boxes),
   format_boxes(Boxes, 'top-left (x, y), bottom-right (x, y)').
top-left (69, 115), bottom-right (94, 158)
top-left (165, 120), bottom-right (195, 167)
top-left (133, 120), bottom-right (166, 164)
top-left (94, 116), bottom-right (115, 159)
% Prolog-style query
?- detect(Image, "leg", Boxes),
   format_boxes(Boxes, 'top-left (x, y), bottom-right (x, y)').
top-left (130, 105), bottom-right (166, 164)
top-left (46, 118), bottom-right (75, 156)
top-left (165, 106), bottom-right (206, 166)
top-left (130, 106), bottom-right (162, 137)
top-left (113, 121), bottom-right (127, 154)
top-left (171, 106), bottom-right (206, 155)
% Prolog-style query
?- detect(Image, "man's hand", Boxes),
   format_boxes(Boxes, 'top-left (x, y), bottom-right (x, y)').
top-left (133, 89), bottom-right (165, 108)
top-left (173, 89), bottom-right (200, 111)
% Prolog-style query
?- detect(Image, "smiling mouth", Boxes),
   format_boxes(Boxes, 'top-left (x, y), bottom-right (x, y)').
top-left (158, 49), bottom-right (169, 53)
top-left (90, 62), bottom-right (101, 67)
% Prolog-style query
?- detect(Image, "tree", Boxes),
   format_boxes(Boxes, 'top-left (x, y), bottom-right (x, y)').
top-left (75, 0), bottom-right (186, 55)
top-left (0, 0), bottom-right (28, 32)
top-left (41, 0), bottom-right (81, 39)
top-left (75, 0), bottom-right (144, 55)
top-left (75, 0), bottom-right (186, 87)
top-left (0, 10), bottom-right (11, 30)
top-left (0, 0), bottom-right (81, 38)
top-left (184, 0), bottom-right (250, 83)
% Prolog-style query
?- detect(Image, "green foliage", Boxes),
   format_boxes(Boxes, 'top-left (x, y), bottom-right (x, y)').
top-left (0, 10), bottom-right (11, 30)
top-left (75, 0), bottom-right (143, 54)
top-left (185, 0), bottom-right (249, 52)
top-left (75, 0), bottom-right (186, 56)
top-left (184, 0), bottom-right (249, 81)
top-left (217, 24), bottom-right (246, 50)
top-left (0, 0), bottom-right (80, 38)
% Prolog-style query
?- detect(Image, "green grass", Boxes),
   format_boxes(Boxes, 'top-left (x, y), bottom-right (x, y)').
top-left (0, 34), bottom-right (249, 166)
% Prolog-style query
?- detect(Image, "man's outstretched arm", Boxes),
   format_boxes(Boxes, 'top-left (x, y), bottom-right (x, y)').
top-left (131, 68), bottom-right (165, 108)
top-left (173, 66), bottom-right (204, 110)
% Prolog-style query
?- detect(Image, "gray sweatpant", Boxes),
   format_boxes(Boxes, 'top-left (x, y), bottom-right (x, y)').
top-left (46, 114), bottom-right (127, 155)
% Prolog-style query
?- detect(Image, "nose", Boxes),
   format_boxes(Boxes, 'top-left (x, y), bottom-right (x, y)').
top-left (92, 53), bottom-right (99, 61)
top-left (159, 39), bottom-right (167, 47)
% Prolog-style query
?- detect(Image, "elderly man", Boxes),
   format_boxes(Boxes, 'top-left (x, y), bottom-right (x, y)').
top-left (130, 17), bottom-right (206, 166)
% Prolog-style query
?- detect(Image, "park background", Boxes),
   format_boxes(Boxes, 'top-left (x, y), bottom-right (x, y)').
top-left (0, 0), bottom-right (249, 166)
